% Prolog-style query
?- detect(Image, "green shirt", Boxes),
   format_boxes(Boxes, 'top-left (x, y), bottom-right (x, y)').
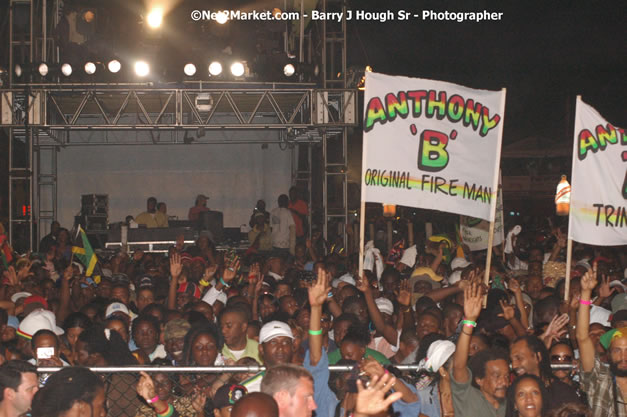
top-left (327, 347), bottom-right (391, 365)
top-left (451, 367), bottom-right (505, 417)
top-left (221, 338), bottom-right (261, 364)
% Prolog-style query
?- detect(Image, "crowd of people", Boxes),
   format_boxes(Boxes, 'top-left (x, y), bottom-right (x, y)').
top-left (0, 206), bottom-right (626, 417)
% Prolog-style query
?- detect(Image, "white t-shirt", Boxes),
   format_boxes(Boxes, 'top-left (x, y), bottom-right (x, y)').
top-left (270, 207), bottom-right (295, 249)
top-left (228, 347), bottom-right (246, 361)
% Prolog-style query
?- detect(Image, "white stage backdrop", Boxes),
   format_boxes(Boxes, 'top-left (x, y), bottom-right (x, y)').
top-left (57, 144), bottom-right (293, 230)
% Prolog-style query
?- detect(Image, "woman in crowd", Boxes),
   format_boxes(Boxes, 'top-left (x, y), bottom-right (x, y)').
top-left (506, 374), bottom-right (548, 417)
top-left (179, 323), bottom-right (223, 397)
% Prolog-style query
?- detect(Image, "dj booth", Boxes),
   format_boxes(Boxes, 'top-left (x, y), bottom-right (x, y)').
top-left (86, 211), bottom-right (248, 253)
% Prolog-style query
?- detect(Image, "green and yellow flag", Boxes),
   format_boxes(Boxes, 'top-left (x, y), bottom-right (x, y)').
top-left (72, 225), bottom-right (97, 276)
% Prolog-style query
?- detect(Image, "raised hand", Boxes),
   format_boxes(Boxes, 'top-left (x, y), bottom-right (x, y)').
top-left (395, 279), bottom-right (411, 307)
top-left (463, 283), bottom-right (483, 322)
top-left (356, 275), bottom-right (371, 294)
top-left (540, 313), bottom-right (569, 347)
top-left (223, 258), bottom-right (240, 283)
top-left (581, 263), bottom-right (598, 293)
top-left (497, 299), bottom-right (516, 321)
top-left (598, 274), bottom-right (615, 299)
top-left (509, 277), bottom-right (522, 294)
top-left (354, 372), bottom-right (403, 417)
top-left (169, 252), bottom-right (182, 279)
top-left (248, 263), bottom-right (260, 283)
top-left (191, 389), bottom-right (207, 413)
top-left (204, 264), bottom-right (218, 280)
top-left (308, 268), bottom-right (330, 307)
top-left (136, 371), bottom-right (157, 401)
top-left (62, 265), bottom-right (73, 282)
top-left (5, 266), bottom-right (18, 286)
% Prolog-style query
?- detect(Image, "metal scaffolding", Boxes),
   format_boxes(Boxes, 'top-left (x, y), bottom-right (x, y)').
top-left (321, 0), bottom-right (350, 249)
top-left (2, 0), bottom-right (357, 251)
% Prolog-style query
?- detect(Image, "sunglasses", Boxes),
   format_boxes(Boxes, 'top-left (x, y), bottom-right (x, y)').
top-left (550, 355), bottom-right (573, 363)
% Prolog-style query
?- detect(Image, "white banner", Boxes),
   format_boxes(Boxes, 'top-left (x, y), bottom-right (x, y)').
top-left (460, 185), bottom-right (504, 250)
top-left (361, 72), bottom-right (506, 221)
top-left (568, 98), bottom-right (627, 245)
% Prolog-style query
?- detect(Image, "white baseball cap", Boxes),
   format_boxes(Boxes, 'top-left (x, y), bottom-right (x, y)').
top-left (11, 292), bottom-right (32, 303)
top-left (375, 297), bottom-right (394, 316)
top-left (17, 308), bottom-right (64, 339)
top-left (451, 257), bottom-right (471, 270)
top-left (259, 321), bottom-right (294, 344)
top-left (105, 302), bottom-right (130, 318)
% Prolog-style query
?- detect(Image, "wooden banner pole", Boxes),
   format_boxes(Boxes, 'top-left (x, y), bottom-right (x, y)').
top-left (564, 238), bottom-right (573, 302)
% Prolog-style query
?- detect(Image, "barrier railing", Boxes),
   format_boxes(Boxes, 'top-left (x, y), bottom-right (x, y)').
top-left (35, 364), bottom-right (578, 417)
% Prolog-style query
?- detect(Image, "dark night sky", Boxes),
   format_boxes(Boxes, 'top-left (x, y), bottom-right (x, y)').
top-left (345, 0), bottom-right (626, 145)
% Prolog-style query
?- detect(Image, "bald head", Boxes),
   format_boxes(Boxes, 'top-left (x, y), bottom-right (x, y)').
top-left (231, 392), bottom-right (278, 417)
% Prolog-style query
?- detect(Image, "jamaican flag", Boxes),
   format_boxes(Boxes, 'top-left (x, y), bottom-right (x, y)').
top-left (72, 225), bottom-right (97, 276)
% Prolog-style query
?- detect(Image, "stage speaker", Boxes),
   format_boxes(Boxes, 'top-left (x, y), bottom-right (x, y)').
top-left (198, 211), bottom-right (223, 243)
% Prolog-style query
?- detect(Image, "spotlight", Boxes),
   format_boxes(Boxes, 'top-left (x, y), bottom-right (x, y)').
top-left (61, 63), bottom-right (73, 76)
top-left (134, 60), bottom-right (150, 77)
top-left (82, 9), bottom-right (96, 23)
top-left (15, 64), bottom-right (22, 77)
top-left (272, 8), bottom-right (282, 19)
top-left (184, 63), bottom-right (196, 76)
top-left (230, 61), bottom-right (245, 77)
top-left (147, 7), bottom-right (163, 29)
top-left (208, 61), bottom-right (222, 76)
top-left (215, 11), bottom-right (228, 24)
top-left (84, 62), bottom-right (96, 75)
top-left (108, 59), bottom-right (121, 73)
top-left (283, 63), bottom-right (295, 77)
top-left (38, 63), bottom-right (49, 76)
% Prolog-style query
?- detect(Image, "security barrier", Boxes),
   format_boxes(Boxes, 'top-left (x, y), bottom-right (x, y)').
top-left (36, 364), bottom-right (577, 417)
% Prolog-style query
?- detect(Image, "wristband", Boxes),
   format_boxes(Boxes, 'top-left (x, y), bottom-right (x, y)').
top-left (199, 279), bottom-right (210, 287)
top-left (308, 329), bottom-right (323, 336)
top-left (156, 404), bottom-right (174, 417)
top-left (461, 319), bottom-right (477, 328)
top-left (147, 395), bottom-right (160, 404)
top-left (579, 299), bottom-right (591, 305)
top-left (219, 277), bottom-right (230, 288)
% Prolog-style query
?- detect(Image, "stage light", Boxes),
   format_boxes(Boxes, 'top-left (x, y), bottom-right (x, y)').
top-left (108, 59), bottom-right (121, 73)
top-left (84, 62), bottom-right (96, 75)
top-left (283, 63), bottom-right (295, 77)
top-left (184, 63), bottom-right (196, 76)
top-left (215, 11), bottom-right (228, 24)
top-left (38, 63), bottom-right (49, 76)
top-left (61, 63), bottom-right (72, 76)
top-left (230, 61), bottom-right (245, 77)
top-left (208, 61), bottom-right (222, 76)
top-left (134, 60), bottom-right (150, 77)
top-left (82, 9), bottom-right (96, 23)
top-left (147, 7), bottom-right (163, 29)
top-left (272, 8), bottom-right (282, 19)
top-left (15, 64), bottom-right (22, 77)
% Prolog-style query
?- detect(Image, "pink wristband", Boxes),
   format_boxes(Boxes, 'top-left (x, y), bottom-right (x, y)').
top-left (579, 299), bottom-right (591, 305)
top-left (147, 395), bottom-right (160, 404)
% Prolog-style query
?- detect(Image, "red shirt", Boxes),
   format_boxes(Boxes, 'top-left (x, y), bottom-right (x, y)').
top-left (288, 200), bottom-right (308, 237)
top-left (188, 206), bottom-right (210, 221)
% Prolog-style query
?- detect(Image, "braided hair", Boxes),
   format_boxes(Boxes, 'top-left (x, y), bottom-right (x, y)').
top-left (31, 367), bottom-right (104, 417)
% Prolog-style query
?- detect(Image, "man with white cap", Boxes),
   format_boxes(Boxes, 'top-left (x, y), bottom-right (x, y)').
top-left (356, 275), bottom-right (405, 359)
top-left (16, 309), bottom-right (64, 360)
top-left (241, 320), bottom-right (295, 393)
